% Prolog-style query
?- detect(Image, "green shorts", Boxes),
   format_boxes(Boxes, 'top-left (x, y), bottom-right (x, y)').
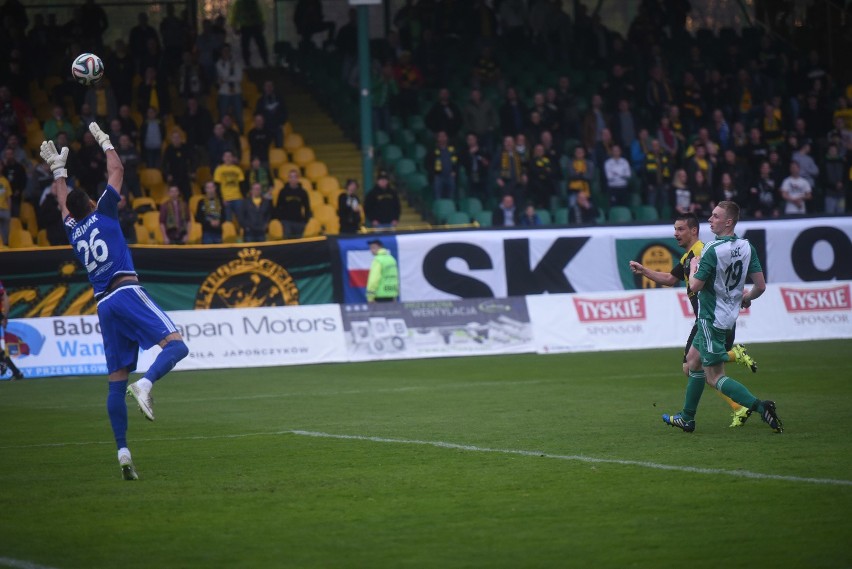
top-left (691, 320), bottom-right (730, 367)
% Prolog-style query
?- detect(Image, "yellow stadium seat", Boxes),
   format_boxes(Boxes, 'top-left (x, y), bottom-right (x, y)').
top-left (132, 197), bottom-right (157, 212)
top-left (188, 222), bottom-right (202, 244)
top-left (283, 122), bottom-right (293, 136)
top-left (134, 223), bottom-right (150, 244)
top-left (284, 133), bottom-right (304, 153)
top-left (142, 211), bottom-right (164, 244)
top-left (196, 166), bottom-right (212, 184)
top-left (315, 176), bottom-right (341, 199)
top-left (9, 217), bottom-right (23, 234)
top-left (267, 219), bottom-right (284, 240)
top-left (292, 147), bottom-right (316, 168)
top-left (299, 177), bottom-right (314, 192)
top-left (302, 217), bottom-right (322, 238)
top-left (9, 228), bottom-right (34, 248)
top-left (221, 221), bottom-right (238, 243)
top-left (140, 168), bottom-right (164, 190)
top-left (37, 228), bottom-right (49, 246)
top-left (19, 202), bottom-right (39, 238)
top-left (307, 190), bottom-right (324, 211)
top-left (305, 161), bottom-right (329, 183)
top-left (269, 148), bottom-right (287, 169)
top-left (277, 163), bottom-right (300, 180)
top-left (312, 204), bottom-right (338, 224)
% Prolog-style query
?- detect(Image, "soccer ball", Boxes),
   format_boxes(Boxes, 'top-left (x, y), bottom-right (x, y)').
top-left (71, 53), bottom-right (105, 86)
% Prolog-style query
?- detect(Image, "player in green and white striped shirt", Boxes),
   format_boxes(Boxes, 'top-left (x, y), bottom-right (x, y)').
top-left (662, 201), bottom-right (783, 433)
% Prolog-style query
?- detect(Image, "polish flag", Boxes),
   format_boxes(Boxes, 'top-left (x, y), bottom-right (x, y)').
top-left (347, 250), bottom-right (374, 288)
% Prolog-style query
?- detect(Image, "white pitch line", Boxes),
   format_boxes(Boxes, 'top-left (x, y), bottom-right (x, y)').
top-left (0, 557), bottom-right (61, 569)
top-left (2, 429), bottom-right (850, 487)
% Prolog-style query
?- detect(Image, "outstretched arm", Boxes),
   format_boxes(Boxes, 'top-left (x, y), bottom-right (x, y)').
top-left (39, 141), bottom-right (70, 219)
top-left (89, 121), bottom-right (124, 192)
top-left (629, 261), bottom-right (679, 287)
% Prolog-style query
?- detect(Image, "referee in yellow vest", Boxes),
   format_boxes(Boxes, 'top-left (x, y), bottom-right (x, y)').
top-left (366, 239), bottom-right (399, 302)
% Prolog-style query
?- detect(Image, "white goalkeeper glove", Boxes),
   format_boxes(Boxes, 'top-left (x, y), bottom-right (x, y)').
top-left (39, 140), bottom-right (69, 180)
top-left (89, 121), bottom-right (114, 151)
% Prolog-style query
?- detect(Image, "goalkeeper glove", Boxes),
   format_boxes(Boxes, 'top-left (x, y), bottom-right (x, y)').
top-left (89, 121), bottom-right (114, 151)
top-left (39, 141), bottom-right (69, 180)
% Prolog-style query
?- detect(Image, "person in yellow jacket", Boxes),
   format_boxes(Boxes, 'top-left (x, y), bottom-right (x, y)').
top-left (366, 239), bottom-right (399, 302)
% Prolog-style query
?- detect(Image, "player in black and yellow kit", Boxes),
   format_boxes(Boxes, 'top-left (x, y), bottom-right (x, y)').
top-left (630, 212), bottom-right (757, 427)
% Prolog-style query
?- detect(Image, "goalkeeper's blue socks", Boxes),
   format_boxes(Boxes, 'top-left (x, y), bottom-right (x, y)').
top-left (107, 380), bottom-right (128, 449)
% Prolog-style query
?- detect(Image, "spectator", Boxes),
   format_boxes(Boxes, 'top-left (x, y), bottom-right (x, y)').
top-left (76, 131), bottom-right (106, 197)
top-left (527, 143), bottom-right (556, 209)
top-left (136, 66), bottom-right (171, 116)
top-left (612, 99), bottom-right (637, 150)
top-left (371, 62), bottom-right (398, 135)
top-left (645, 66), bottom-right (674, 122)
top-left (105, 39), bottom-right (134, 108)
top-left (519, 203), bottom-right (542, 227)
top-left (162, 131), bottom-right (194, 201)
top-left (492, 193), bottom-right (521, 227)
top-left (570, 191), bottom-right (600, 225)
top-left (255, 80), bottom-right (287, 148)
top-left (116, 189), bottom-right (138, 245)
top-left (604, 144), bottom-right (631, 206)
top-left (159, 3), bottom-right (187, 77)
top-left (554, 75), bottom-right (580, 139)
top-left (84, 81), bottom-right (117, 124)
top-left (117, 104), bottom-right (139, 143)
top-left (791, 140), bottom-right (819, 188)
top-left (338, 178), bottom-right (362, 234)
top-left (601, 64), bottom-right (636, 112)
top-left (463, 88), bottom-right (498, 153)
top-left (274, 169), bottom-right (312, 238)
top-left (415, 28), bottom-right (448, 88)
top-left (159, 186), bottom-right (190, 245)
top-left (566, 145), bottom-right (594, 208)
top-left (139, 106), bottom-right (164, 168)
top-left (335, 9), bottom-right (358, 82)
top-left (366, 239), bottom-right (399, 303)
top-left (128, 13), bottom-right (158, 75)
top-left (582, 94), bottom-right (609, 153)
top-left (630, 128), bottom-right (652, 171)
top-left (0, 165), bottom-right (9, 242)
top-left (215, 44), bottom-right (244, 132)
top-left (196, 180), bottom-right (225, 244)
top-left (180, 97), bottom-right (215, 164)
top-left (656, 115), bottom-right (679, 158)
top-left (246, 156), bottom-right (274, 197)
top-left (471, 45), bottom-right (502, 90)
top-left (643, 138), bottom-right (672, 211)
top-left (823, 143), bottom-right (847, 214)
top-left (780, 161), bottom-right (812, 215)
top-left (691, 169), bottom-right (714, 217)
top-left (0, 85), bottom-right (32, 140)
top-left (460, 133), bottom-right (490, 204)
top-left (685, 144), bottom-right (714, 186)
top-left (230, 0), bottom-right (270, 67)
top-left (747, 161), bottom-right (781, 219)
top-left (499, 86), bottom-right (527, 138)
top-left (220, 114), bottom-right (243, 160)
top-left (364, 171), bottom-right (400, 229)
top-left (492, 135), bottom-right (526, 201)
top-left (208, 123), bottom-right (237, 170)
top-left (293, 0), bottom-right (335, 48)
top-left (213, 150), bottom-right (246, 222)
top-left (716, 172), bottom-right (740, 204)
top-left (0, 147), bottom-right (27, 212)
top-left (116, 134), bottom-right (142, 198)
top-left (716, 149), bottom-right (748, 195)
top-left (247, 114), bottom-right (271, 166)
top-left (196, 19), bottom-right (225, 86)
top-left (177, 51), bottom-right (206, 102)
top-left (37, 180), bottom-right (68, 246)
top-left (425, 88), bottom-right (463, 139)
top-left (42, 105), bottom-right (75, 145)
top-left (427, 130), bottom-right (458, 201)
top-left (240, 182), bottom-right (271, 242)
top-left (392, 51), bottom-right (423, 119)
top-left (671, 169), bottom-right (693, 216)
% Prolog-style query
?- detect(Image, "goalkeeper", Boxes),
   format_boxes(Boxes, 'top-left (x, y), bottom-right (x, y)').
top-left (0, 279), bottom-right (24, 380)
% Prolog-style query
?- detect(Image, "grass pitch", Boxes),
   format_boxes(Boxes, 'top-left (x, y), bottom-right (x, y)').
top-left (1, 340), bottom-right (850, 569)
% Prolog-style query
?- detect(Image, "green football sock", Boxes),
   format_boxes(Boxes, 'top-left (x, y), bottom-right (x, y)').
top-left (681, 370), bottom-right (706, 421)
top-left (716, 376), bottom-right (760, 412)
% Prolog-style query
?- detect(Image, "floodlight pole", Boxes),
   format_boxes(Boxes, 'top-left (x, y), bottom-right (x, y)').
top-left (354, 3), bottom-right (374, 191)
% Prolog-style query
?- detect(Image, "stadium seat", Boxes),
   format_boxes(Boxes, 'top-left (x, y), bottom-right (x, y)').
top-left (284, 133), bottom-right (304, 153)
top-left (536, 209), bottom-right (553, 225)
top-left (267, 219), bottom-right (284, 240)
top-left (142, 211), bottom-right (164, 243)
top-left (139, 168), bottom-right (164, 191)
top-left (460, 197), bottom-right (483, 216)
top-left (188, 223), bottom-right (202, 244)
top-left (19, 202), bottom-right (38, 238)
top-left (299, 177), bottom-right (314, 192)
top-left (292, 147), bottom-right (316, 168)
top-left (634, 205), bottom-right (659, 222)
top-left (305, 161), bottom-right (329, 182)
top-left (474, 210), bottom-right (493, 227)
top-left (37, 229), bottom-right (49, 246)
top-left (432, 198), bottom-right (456, 224)
top-left (316, 176), bottom-right (340, 199)
top-left (277, 162), bottom-right (300, 180)
top-left (554, 208), bottom-right (569, 225)
top-left (133, 197), bottom-right (157, 213)
top-left (308, 190), bottom-right (325, 211)
top-left (374, 130), bottom-right (390, 149)
top-left (608, 206), bottom-right (633, 222)
top-left (134, 224), bottom-right (150, 245)
top-left (221, 221), bottom-right (238, 243)
top-left (195, 166), bottom-right (212, 184)
top-left (268, 148), bottom-right (287, 170)
top-left (381, 144), bottom-right (403, 167)
top-left (303, 217), bottom-right (322, 238)
top-left (9, 228), bottom-right (34, 248)
top-left (394, 158), bottom-right (417, 180)
top-left (445, 211), bottom-right (471, 225)
top-left (313, 203), bottom-right (338, 224)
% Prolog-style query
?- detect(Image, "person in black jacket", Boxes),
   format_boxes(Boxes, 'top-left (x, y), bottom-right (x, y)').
top-left (195, 180), bottom-right (225, 243)
top-left (240, 182), bottom-right (272, 242)
top-left (425, 88), bottom-right (463, 138)
top-left (492, 193), bottom-right (521, 227)
top-left (364, 172), bottom-right (400, 229)
top-left (338, 178), bottom-right (362, 234)
top-left (274, 169), bottom-right (312, 238)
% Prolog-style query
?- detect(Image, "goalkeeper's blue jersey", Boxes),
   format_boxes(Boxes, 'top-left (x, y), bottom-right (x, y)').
top-left (64, 185), bottom-right (137, 296)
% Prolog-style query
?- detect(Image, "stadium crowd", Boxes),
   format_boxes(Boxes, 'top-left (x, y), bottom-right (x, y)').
top-left (0, 0), bottom-right (849, 248)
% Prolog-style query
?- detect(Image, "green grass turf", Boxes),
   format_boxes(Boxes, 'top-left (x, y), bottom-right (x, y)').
top-left (1, 340), bottom-right (850, 569)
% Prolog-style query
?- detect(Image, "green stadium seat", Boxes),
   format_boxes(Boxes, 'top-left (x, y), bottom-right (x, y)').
top-left (381, 144), bottom-right (403, 167)
top-left (554, 208), bottom-right (569, 225)
top-left (460, 197), bottom-right (483, 216)
top-left (446, 211), bottom-right (471, 225)
top-left (394, 158), bottom-right (417, 179)
top-left (634, 205), bottom-right (659, 222)
top-left (608, 206), bottom-right (633, 222)
top-left (474, 210), bottom-right (493, 227)
top-left (536, 209), bottom-right (552, 225)
top-left (432, 198), bottom-right (457, 224)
